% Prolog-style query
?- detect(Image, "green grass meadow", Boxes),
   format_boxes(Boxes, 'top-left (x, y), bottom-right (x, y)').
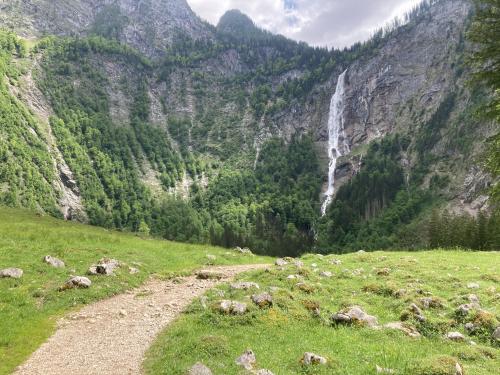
top-left (144, 251), bottom-right (500, 374)
top-left (0, 207), bottom-right (270, 375)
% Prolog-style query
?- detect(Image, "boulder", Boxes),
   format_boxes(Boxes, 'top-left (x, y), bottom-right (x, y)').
top-left (252, 293), bottom-right (273, 308)
top-left (235, 349), bottom-right (256, 370)
top-left (384, 322), bottom-right (421, 338)
top-left (43, 255), bottom-right (65, 268)
top-left (445, 332), bottom-right (465, 342)
top-left (301, 352), bottom-right (327, 365)
top-left (0, 268), bottom-right (23, 279)
top-left (61, 276), bottom-right (91, 290)
top-left (196, 270), bottom-right (223, 280)
top-left (88, 258), bottom-right (120, 276)
top-left (230, 281), bottom-right (260, 290)
top-left (188, 363), bottom-right (212, 375)
top-left (332, 306), bottom-right (378, 327)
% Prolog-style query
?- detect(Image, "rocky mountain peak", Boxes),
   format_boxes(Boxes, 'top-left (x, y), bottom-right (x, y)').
top-left (217, 9), bottom-right (261, 38)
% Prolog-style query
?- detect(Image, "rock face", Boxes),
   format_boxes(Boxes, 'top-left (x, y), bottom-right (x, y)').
top-left (331, 306), bottom-right (378, 327)
top-left (0, 0), bottom-right (212, 58)
top-left (0, 268), bottom-right (23, 279)
top-left (44, 255), bottom-right (65, 268)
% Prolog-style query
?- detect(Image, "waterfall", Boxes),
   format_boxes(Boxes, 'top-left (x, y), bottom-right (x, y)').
top-left (321, 70), bottom-right (349, 216)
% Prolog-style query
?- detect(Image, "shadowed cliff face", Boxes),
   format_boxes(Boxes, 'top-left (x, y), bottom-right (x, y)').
top-left (0, 0), bottom-right (213, 56)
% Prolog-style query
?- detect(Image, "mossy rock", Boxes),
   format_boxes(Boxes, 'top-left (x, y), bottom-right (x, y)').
top-left (412, 355), bottom-right (464, 375)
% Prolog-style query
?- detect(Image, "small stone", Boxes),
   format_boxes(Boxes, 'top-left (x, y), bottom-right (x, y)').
top-left (196, 270), bottom-right (223, 280)
top-left (119, 309), bottom-right (127, 317)
top-left (287, 274), bottom-right (297, 280)
top-left (236, 349), bottom-right (256, 370)
top-left (294, 260), bottom-right (304, 267)
top-left (464, 322), bottom-right (475, 332)
top-left (446, 332), bottom-right (465, 341)
top-left (0, 268), bottom-right (23, 279)
top-left (218, 300), bottom-right (247, 315)
top-left (275, 258), bottom-right (288, 267)
top-left (61, 276), bottom-right (91, 290)
top-left (302, 352), bottom-right (327, 365)
top-left (384, 322), bottom-right (421, 338)
top-left (256, 370), bottom-right (274, 375)
top-left (188, 362), bottom-right (213, 375)
top-left (376, 268), bottom-right (391, 276)
top-left (331, 306), bottom-right (378, 327)
top-left (455, 362), bottom-right (464, 375)
top-left (329, 259), bottom-right (342, 265)
top-left (128, 267), bottom-right (140, 274)
top-left (311, 263), bottom-right (318, 268)
top-left (234, 247), bottom-right (253, 255)
top-left (252, 293), bottom-right (273, 308)
top-left (492, 326), bottom-right (500, 341)
top-left (376, 365), bottom-right (395, 374)
top-left (467, 282), bottom-right (480, 289)
top-left (320, 271), bottom-right (332, 278)
top-left (419, 297), bottom-right (442, 309)
top-left (43, 256), bottom-right (65, 268)
top-left (231, 281), bottom-right (260, 290)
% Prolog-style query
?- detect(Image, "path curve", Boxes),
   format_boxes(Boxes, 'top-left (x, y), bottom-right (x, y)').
top-left (15, 264), bottom-right (269, 375)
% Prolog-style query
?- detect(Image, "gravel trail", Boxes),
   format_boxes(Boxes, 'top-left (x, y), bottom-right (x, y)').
top-left (15, 264), bottom-right (268, 375)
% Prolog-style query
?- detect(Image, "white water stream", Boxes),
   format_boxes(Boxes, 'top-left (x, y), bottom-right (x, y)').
top-left (321, 70), bottom-right (349, 216)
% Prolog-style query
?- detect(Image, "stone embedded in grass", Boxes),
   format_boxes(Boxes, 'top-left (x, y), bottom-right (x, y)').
top-left (331, 306), bottom-right (378, 327)
top-left (196, 270), bottom-right (223, 280)
top-left (413, 356), bottom-right (464, 375)
top-left (320, 271), bottom-right (332, 278)
top-left (206, 254), bottom-right (216, 263)
top-left (252, 293), bottom-right (273, 308)
top-left (301, 352), bottom-right (327, 365)
top-left (234, 247), bottom-right (253, 255)
top-left (188, 362), bottom-right (213, 375)
top-left (43, 255), bottom-right (65, 268)
top-left (384, 322), bottom-right (421, 338)
top-left (376, 365), bottom-right (395, 373)
top-left (329, 259), bottom-right (342, 265)
top-left (376, 268), bottom-right (391, 276)
top-left (492, 326), bottom-right (500, 341)
top-left (419, 297), bottom-right (443, 309)
top-left (468, 294), bottom-right (479, 304)
top-left (456, 303), bottom-right (479, 317)
top-left (275, 258), bottom-right (288, 267)
top-left (294, 260), bottom-right (304, 268)
top-left (445, 332), bottom-right (465, 342)
top-left (218, 300), bottom-right (248, 315)
top-left (296, 282), bottom-right (315, 294)
top-left (256, 370), bottom-right (274, 375)
top-left (0, 267), bottom-right (23, 279)
top-left (235, 349), bottom-right (256, 370)
top-left (128, 266), bottom-right (139, 274)
top-left (467, 282), bottom-right (480, 289)
top-left (60, 276), bottom-right (91, 290)
top-left (88, 258), bottom-right (120, 276)
top-left (230, 281), bottom-right (260, 290)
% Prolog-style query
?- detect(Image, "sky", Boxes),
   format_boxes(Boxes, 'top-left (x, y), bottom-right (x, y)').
top-left (187, 0), bottom-right (423, 49)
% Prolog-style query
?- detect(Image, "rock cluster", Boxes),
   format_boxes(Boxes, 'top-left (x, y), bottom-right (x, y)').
top-left (218, 300), bottom-right (247, 315)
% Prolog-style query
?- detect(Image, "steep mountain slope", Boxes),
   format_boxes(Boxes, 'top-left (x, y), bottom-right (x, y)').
top-left (0, 0), bottom-right (497, 254)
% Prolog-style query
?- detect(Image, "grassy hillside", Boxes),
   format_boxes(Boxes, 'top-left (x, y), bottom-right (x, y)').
top-left (145, 251), bottom-right (500, 374)
top-left (0, 207), bottom-right (271, 375)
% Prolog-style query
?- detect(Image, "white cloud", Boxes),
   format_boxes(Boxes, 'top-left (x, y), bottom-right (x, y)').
top-left (187, 0), bottom-right (423, 48)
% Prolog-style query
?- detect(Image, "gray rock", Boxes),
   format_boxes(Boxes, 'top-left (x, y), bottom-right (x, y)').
top-left (329, 259), bottom-right (342, 265)
top-left (43, 255), bottom-right (65, 268)
top-left (302, 352), bottom-right (327, 365)
top-left (218, 300), bottom-right (247, 315)
top-left (384, 322), bottom-right (420, 338)
top-left (128, 267), bottom-right (140, 274)
top-left (231, 281), bottom-right (260, 290)
top-left (252, 293), bottom-right (273, 308)
top-left (256, 370), bottom-right (274, 375)
top-left (467, 282), bottom-right (480, 289)
top-left (492, 326), bottom-right (500, 341)
top-left (234, 247), bottom-right (253, 255)
top-left (332, 306), bottom-right (378, 327)
top-left (88, 258), bottom-right (120, 276)
top-left (275, 258), bottom-right (288, 267)
top-left (294, 260), bottom-right (304, 268)
top-left (61, 276), bottom-right (91, 290)
top-left (320, 271), bottom-right (332, 278)
top-left (235, 349), bottom-right (256, 370)
top-left (376, 365), bottom-right (395, 374)
top-left (196, 270), bottom-right (223, 280)
top-left (0, 268), bottom-right (23, 279)
top-left (446, 332), bottom-right (465, 341)
top-left (468, 294), bottom-right (480, 304)
top-left (188, 362), bottom-right (212, 375)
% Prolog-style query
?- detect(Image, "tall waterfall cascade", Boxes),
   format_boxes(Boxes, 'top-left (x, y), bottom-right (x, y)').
top-left (321, 70), bottom-right (350, 216)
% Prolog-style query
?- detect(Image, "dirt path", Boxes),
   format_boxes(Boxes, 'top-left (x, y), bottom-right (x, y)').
top-left (15, 264), bottom-right (269, 375)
